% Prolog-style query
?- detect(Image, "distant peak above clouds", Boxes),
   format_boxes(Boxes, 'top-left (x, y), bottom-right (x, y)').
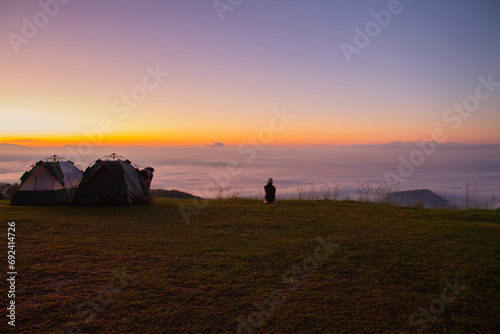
top-left (386, 140), bottom-right (439, 145)
top-left (0, 143), bottom-right (27, 148)
top-left (208, 142), bottom-right (225, 148)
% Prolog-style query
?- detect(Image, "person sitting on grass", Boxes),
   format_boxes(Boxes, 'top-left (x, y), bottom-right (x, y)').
top-left (264, 178), bottom-right (276, 204)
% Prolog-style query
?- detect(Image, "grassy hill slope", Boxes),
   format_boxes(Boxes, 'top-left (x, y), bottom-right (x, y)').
top-left (0, 199), bottom-right (498, 333)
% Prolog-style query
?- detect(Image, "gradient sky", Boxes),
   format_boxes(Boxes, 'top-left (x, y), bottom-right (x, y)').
top-left (1, 0), bottom-right (499, 146)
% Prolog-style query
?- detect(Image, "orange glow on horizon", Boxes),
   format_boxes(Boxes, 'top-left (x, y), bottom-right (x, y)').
top-left (0, 135), bottom-right (383, 148)
top-left (1, 127), bottom-right (498, 148)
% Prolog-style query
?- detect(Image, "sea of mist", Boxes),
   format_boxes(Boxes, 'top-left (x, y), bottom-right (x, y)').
top-left (0, 143), bottom-right (498, 206)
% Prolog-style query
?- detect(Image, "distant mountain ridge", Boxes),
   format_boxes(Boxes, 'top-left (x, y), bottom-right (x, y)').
top-left (388, 140), bottom-right (435, 145)
top-left (150, 189), bottom-right (202, 200)
top-left (389, 189), bottom-right (449, 209)
top-left (0, 143), bottom-right (30, 148)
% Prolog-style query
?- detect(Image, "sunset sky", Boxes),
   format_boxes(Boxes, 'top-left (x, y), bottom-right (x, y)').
top-left (1, 0), bottom-right (499, 147)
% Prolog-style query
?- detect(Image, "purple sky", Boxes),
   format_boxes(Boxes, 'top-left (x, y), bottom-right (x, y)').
top-left (1, 0), bottom-right (499, 145)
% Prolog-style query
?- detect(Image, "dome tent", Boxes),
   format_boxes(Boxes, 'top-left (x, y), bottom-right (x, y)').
top-left (11, 155), bottom-right (83, 205)
top-left (72, 153), bottom-right (152, 205)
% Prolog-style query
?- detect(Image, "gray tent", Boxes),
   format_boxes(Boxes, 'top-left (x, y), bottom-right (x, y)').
top-left (11, 155), bottom-right (83, 205)
top-left (71, 154), bottom-right (152, 205)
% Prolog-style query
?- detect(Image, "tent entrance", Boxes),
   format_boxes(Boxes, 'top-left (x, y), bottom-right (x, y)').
top-left (18, 166), bottom-right (64, 191)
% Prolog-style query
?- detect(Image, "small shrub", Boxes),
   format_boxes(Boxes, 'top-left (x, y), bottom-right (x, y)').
top-left (464, 182), bottom-right (478, 209)
top-left (413, 200), bottom-right (425, 209)
top-left (483, 194), bottom-right (496, 210)
top-left (213, 181), bottom-right (225, 199)
top-left (356, 181), bottom-right (372, 202)
top-left (227, 188), bottom-right (244, 199)
top-left (297, 182), bottom-right (341, 201)
top-left (297, 183), bottom-right (305, 200)
top-left (211, 181), bottom-right (244, 199)
top-left (0, 183), bottom-right (19, 200)
top-left (444, 202), bottom-right (459, 210)
top-left (356, 177), bottom-right (400, 203)
top-left (464, 182), bottom-right (496, 209)
top-left (319, 182), bottom-right (341, 201)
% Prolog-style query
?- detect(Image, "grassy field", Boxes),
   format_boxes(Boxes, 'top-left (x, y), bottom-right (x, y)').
top-left (0, 199), bottom-right (498, 333)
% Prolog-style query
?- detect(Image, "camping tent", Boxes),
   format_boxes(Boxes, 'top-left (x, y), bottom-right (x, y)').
top-left (11, 155), bottom-right (83, 205)
top-left (71, 153), bottom-right (152, 205)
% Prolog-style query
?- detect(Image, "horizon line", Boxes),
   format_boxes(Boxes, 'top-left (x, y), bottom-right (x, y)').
top-left (1, 141), bottom-right (500, 149)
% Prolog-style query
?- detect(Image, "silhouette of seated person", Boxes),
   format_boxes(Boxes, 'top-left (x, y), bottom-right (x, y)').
top-left (264, 178), bottom-right (276, 203)
top-left (140, 167), bottom-right (154, 190)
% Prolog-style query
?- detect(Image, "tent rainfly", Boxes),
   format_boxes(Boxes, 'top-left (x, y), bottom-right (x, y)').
top-left (11, 155), bottom-right (83, 205)
top-left (71, 153), bottom-right (153, 205)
